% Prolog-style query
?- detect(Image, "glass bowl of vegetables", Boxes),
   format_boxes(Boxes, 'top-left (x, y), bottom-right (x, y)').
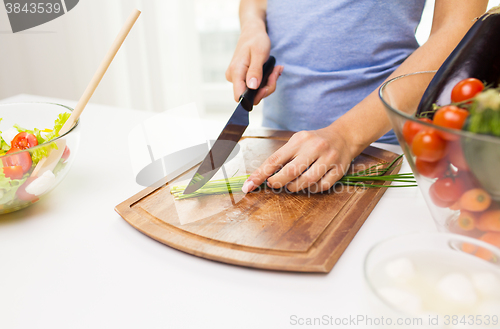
top-left (0, 102), bottom-right (80, 214)
top-left (380, 71), bottom-right (500, 258)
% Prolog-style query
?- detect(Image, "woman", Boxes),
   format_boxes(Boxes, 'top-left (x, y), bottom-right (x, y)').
top-left (225, 0), bottom-right (488, 193)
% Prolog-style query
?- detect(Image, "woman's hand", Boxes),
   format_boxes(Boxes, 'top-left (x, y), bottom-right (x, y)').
top-left (242, 127), bottom-right (355, 193)
top-left (225, 21), bottom-right (283, 105)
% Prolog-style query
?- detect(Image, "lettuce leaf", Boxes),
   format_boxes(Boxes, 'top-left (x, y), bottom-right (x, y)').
top-left (13, 112), bottom-right (70, 144)
top-left (0, 120), bottom-right (10, 154)
top-left (43, 112), bottom-right (71, 143)
top-left (13, 124), bottom-right (33, 134)
top-left (30, 143), bottom-right (57, 165)
top-left (0, 135), bottom-right (10, 154)
top-left (31, 112), bottom-right (71, 164)
top-left (0, 171), bottom-right (28, 206)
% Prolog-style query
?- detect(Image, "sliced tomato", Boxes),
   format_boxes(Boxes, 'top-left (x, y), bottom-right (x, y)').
top-left (3, 165), bottom-right (23, 180)
top-left (15, 176), bottom-right (38, 202)
top-left (412, 130), bottom-right (447, 162)
top-left (432, 105), bottom-right (469, 141)
top-left (61, 146), bottom-right (70, 161)
top-left (6, 147), bottom-right (17, 154)
top-left (2, 148), bottom-right (33, 174)
top-left (11, 132), bottom-right (38, 150)
top-left (402, 118), bottom-right (432, 145)
top-left (451, 78), bottom-right (484, 103)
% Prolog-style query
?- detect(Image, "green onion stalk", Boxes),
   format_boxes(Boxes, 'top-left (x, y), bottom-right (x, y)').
top-left (170, 154), bottom-right (416, 200)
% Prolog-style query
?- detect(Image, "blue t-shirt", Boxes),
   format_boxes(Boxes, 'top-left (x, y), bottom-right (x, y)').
top-left (263, 0), bottom-right (426, 144)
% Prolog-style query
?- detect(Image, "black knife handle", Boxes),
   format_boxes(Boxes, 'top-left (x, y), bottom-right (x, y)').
top-left (239, 56), bottom-right (276, 112)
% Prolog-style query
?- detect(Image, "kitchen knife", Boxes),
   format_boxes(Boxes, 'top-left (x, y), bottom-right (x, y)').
top-left (183, 56), bottom-right (276, 194)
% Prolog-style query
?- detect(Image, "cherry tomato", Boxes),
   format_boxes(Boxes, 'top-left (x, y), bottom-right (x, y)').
top-left (10, 132), bottom-right (38, 150)
top-left (61, 146), bottom-right (70, 161)
top-left (412, 130), bottom-right (447, 162)
top-left (433, 105), bottom-right (469, 141)
top-left (451, 78), bottom-right (484, 103)
top-left (448, 141), bottom-right (468, 171)
top-left (2, 165), bottom-right (23, 180)
top-left (2, 148), bottom-right (32, 174)
top-left (432, 176), bottom-right (466, 203)
top-left (15, 176), bottom-right (38, 202)
top-left (415, 157), bottom-right (449, 179)
top-left (429, 183), bottom-right (455, 208)
top-left (402, 118), bottom-right (432, 144)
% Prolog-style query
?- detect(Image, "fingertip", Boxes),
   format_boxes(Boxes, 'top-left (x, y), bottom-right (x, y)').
top-left (242, 179), bottom-right (255, 194)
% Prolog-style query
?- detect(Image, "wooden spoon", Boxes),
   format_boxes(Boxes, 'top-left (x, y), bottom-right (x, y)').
top-left (31, 9), bottom-right (141, 177)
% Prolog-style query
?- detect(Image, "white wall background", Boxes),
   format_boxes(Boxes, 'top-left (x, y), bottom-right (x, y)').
top-left (0, 0), bottom-right (499, 116)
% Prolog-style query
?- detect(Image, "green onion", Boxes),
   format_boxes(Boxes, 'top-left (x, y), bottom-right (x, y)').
top-left (170, 154), bottom-right (417, 200)
top-left (170, 175), bottom-right (251, 200)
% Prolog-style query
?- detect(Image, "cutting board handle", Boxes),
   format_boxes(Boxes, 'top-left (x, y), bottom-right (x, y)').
top-left (239, 56), bottom-right (276, 112)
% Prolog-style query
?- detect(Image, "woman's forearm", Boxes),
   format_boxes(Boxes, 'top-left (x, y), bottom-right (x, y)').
top-left (239, 0), bottom-right (267, 30)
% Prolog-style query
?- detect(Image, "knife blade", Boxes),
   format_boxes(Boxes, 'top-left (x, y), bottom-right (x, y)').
top-left (183, 56), bottom-right (276, 195)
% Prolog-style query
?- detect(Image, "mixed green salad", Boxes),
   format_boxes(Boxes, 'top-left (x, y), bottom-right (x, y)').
top-left (0, 112), bottom-right (71, 209)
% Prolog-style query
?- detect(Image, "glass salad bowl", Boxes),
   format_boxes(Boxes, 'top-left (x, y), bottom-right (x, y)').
top-left (364, 232), bottom-right (500, 329)
top-left (379, 71), bottom-right (500, 258)
top-left (0, 102), bottom-right (80, 214)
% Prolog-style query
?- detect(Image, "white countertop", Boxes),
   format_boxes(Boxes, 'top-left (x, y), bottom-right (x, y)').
top-left (0, 95), bottom-right (436, 329)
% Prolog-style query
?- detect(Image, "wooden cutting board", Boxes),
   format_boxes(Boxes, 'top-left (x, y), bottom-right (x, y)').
top-left (115, 129), bottom-right (401, 273)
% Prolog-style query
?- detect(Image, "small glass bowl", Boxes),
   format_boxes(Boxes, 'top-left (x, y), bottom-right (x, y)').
top-left (0, 102), bottom-right (80, 214)
top-left (380, 71), bottom-right (500, 252)
top-left (364, 232), bottom-right (500, 329)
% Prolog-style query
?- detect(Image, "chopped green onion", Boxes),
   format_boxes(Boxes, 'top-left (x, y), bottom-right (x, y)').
top-left (170, 154), bottom-right (416, 200)
top-left (170, 175), bottom-right (251, 200)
